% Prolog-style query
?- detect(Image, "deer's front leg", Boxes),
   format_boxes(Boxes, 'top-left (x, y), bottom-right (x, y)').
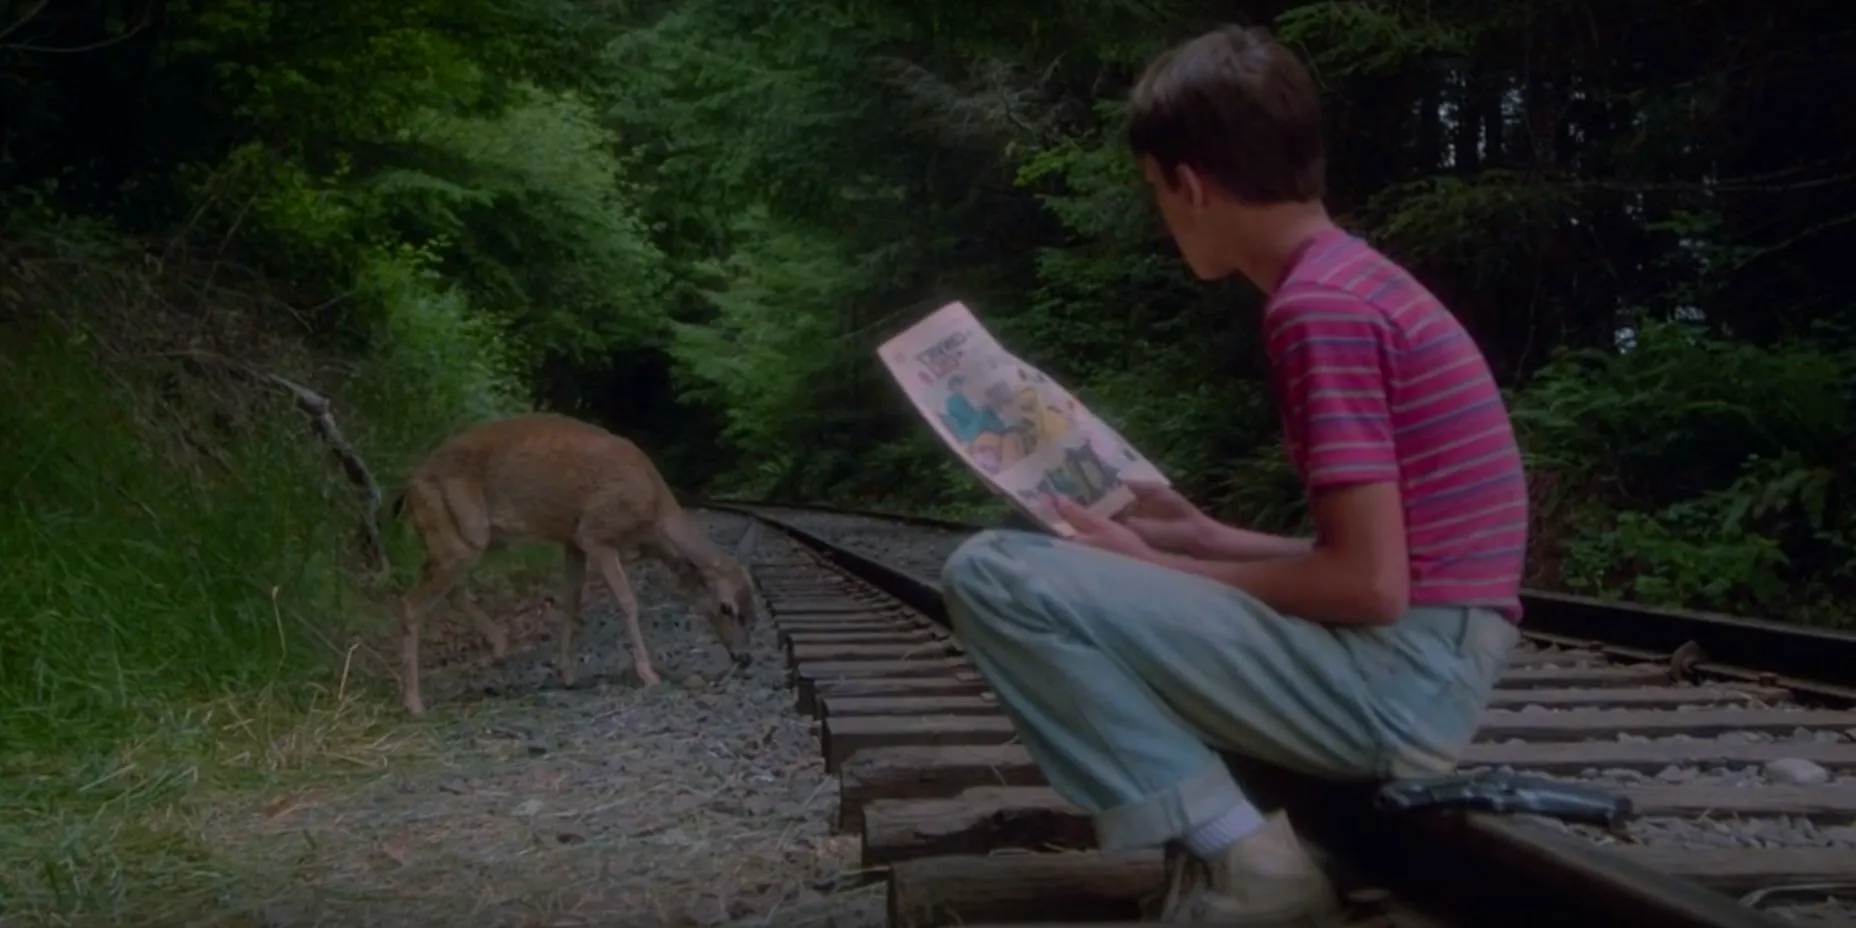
top-left (586, 546), bottom-right (658, 686)
top-left (399, 555), bottom-right (472, 715)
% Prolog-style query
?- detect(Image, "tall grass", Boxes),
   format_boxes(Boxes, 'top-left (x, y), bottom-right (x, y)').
top-left (0, 333), bottom-right (377, 919)
top-left (0, 336), bottom-right (362, 755)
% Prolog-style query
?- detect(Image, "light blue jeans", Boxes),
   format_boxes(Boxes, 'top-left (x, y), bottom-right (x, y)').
top-left (941, 529), bottom-right (1519, 852)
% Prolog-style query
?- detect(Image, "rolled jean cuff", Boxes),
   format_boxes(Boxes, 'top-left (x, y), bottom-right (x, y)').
top-left (1092, 760), bottom-right (1247, 851)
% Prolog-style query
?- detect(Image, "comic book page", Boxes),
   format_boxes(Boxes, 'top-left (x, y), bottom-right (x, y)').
top-left (876, 301), bottom-right (1169, 537)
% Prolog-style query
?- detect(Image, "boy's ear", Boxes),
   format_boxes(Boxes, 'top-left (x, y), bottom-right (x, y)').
top-left (1176, 163), bottom-right (1210, 209)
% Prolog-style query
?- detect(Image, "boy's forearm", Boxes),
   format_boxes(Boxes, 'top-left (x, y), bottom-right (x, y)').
top-left (1143, 547), bottom-right (1404, 626)
top-left (1185, 518), bottom-right (1313, 562)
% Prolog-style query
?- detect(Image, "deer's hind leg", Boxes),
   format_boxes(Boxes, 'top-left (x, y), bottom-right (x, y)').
top-left (554, 545), bottom-right (588, 688)
top-left (583, 544), bottom-right (658, 687)
top-left (448, 587), bottom-right (508, 662)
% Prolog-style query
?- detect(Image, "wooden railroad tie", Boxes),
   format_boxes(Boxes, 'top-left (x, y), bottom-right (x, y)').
top-left (859, 761), bottom-right (1856, 926)
top-left (749, 538), bottom-right (1856, 928)
top-left (859, 782), bottom-right (1856, 870)
top-left (835, 739), bottom-right (1856, 833)
top-left (815, 705), bottom-right (1856, 772)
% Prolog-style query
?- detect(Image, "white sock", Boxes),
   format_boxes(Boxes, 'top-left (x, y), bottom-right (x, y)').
top-left (1181, 803), bottom-right (1267, 859)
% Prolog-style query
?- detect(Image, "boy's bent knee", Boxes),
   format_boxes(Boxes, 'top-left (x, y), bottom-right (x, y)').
top-left (942, 529), bottom-right (1028, 594)
top-left (941, 529), bottom-right (1055, 622)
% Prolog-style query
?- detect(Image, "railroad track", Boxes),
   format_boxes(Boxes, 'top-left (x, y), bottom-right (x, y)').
top-left (713, 501), bottom-right (1856, 927)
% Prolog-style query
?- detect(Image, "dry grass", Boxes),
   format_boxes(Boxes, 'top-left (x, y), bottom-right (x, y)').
top-left (0, 663), bottom-right (441, 926)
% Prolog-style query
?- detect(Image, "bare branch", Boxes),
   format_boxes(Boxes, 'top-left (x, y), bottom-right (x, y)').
top-left (0, 0), bottom-right (51, 45)
top-left (160, 350), bottom-right (390, 578)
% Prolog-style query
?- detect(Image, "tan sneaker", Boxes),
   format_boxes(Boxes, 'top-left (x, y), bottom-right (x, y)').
top-left (1156, 812), bottom-right (1344, 926)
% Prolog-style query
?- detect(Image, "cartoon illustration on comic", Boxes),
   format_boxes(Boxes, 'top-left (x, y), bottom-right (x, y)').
top-left (878, 300), bottom-right (1167, 534)
top-left (933, 367), bottom-right (1085, 476)
top-left (1011, 439), bottom-right (1125, 510)
top-left (1076, 406), bottom-right (1165, 484)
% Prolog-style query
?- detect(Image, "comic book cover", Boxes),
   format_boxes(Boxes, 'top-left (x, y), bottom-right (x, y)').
top-left (876, 300), bottom-right (1168, 537)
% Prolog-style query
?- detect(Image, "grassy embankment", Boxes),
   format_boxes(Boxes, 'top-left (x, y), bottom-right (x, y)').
top-left (0, 219), bottom-right (562, 921)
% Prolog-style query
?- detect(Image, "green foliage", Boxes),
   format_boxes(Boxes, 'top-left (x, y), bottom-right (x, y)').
top-left (668, 208), bottom-right (862, 467)
top-left (5, 0), bottom-right (1856, 797)
top-left (1273, 2), bottom-right (1470, 77)
top-left (24, 0), bottom-right (1856, 917)
top-left (1558, 502), bottom-right (1790, 610)
top-left (0, 333), bottom-right (351, 749)
top-left (343, 247), bottom-right (527, 459)
top-left (368, 84), bottom-right (671, 370)
top-left (1364, 173), bottom-right (1580, 271)
top-left (1513, 320), bottom-right (1856, 619)
top-left (1514, 320), bottom-right (1849, 489)
top-left (0, 0), bottom-right (662, 766)
top-left (3, 4), bottom-right (1856, 915)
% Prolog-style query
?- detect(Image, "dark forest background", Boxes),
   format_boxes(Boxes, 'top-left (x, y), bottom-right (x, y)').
top-left (4, 0), bottom-right (1854, 861)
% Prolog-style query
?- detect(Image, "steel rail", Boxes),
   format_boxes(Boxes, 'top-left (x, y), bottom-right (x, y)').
top-left (712, 499), bottom-right (1806, 928)
top-left (702, 496), bottom-right (1856, 705)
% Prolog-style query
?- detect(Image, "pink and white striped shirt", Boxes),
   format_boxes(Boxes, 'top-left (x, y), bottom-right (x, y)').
top-left (1266, 228), bottom-right (1528, 623)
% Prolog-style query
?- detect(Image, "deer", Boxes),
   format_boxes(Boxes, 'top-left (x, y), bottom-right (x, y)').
top-left (389, 412), bottom-right (758, 715)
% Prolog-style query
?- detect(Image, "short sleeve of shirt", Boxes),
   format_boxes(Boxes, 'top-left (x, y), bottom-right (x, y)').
top-left (1266, 286), bottom-right (1401, 490)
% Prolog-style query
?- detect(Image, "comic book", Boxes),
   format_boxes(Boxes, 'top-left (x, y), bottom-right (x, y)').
top-left (876, 300), bottom-right (1168, 537)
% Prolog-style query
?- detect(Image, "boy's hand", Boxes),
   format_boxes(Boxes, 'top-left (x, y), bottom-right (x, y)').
top-left (1051, 495), bottom-right (1153, 560)
top-left (1118, 480), bottom-right (1212, 554)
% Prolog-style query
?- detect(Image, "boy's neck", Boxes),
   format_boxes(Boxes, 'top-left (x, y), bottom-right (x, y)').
top-left (1218, 201), bottom-right (1337, 295)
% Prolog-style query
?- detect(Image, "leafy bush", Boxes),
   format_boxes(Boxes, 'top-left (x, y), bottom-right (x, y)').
top-left (1513, 319), bottom-right (1856, 619)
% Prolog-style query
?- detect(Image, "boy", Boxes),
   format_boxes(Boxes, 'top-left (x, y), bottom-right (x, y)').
top-left (940, 24), bottom-right (1529, 926)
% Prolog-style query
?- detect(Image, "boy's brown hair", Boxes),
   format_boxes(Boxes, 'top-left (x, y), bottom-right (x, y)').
top-left (1127, 26), bottom-right (1327, 204)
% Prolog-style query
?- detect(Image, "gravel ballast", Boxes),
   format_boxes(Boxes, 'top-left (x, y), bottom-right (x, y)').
top-left (212, 510), bottom-right (880, 928)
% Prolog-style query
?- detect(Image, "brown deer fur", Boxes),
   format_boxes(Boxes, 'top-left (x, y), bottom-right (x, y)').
top-left (392, 413), bottom-right (757, 715)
